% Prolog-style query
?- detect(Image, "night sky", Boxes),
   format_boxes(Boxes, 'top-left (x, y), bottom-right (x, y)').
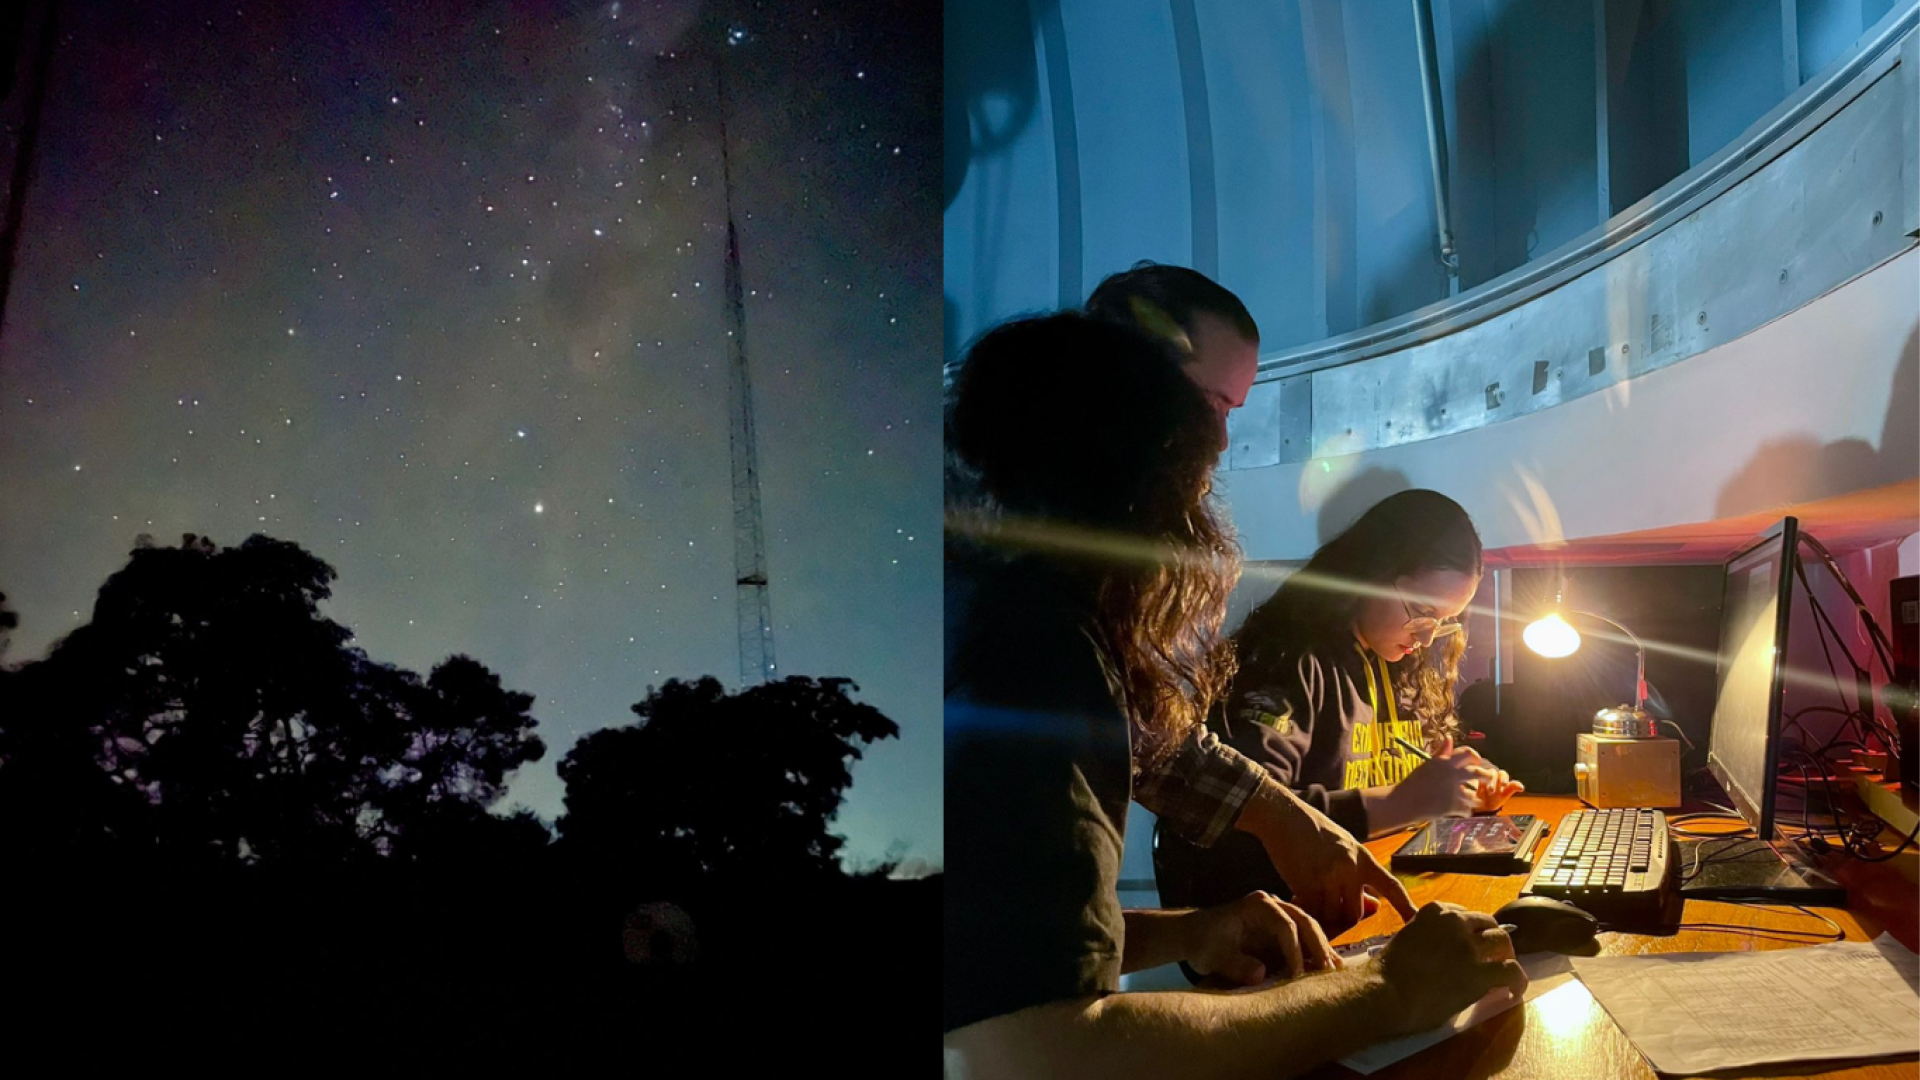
top-left (0, 0), bottom-right (941, 871)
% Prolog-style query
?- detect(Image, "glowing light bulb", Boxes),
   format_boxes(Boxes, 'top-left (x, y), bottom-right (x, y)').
top-left (1523, 612), bottom-right (1582, 658)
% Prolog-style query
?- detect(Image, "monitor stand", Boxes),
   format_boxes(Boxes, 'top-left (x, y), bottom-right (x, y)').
top-left (1678, 836), bottom-right (1846, 905)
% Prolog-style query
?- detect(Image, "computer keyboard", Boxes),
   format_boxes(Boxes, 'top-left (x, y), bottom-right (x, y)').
top-left (1522, 807), bottom-right (1673, 922)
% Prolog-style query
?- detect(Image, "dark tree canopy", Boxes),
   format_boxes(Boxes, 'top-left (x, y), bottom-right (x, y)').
top-left (0, 543), bottom-right (926, 1060)
top-left (556, 675), bottom-right (900, 884)
top-left (0, 534), bottom-right (546, 865)
top-left (0, 589), bottom-right (17, 658)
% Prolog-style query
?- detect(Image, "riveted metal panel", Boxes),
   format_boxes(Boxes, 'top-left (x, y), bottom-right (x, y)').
top-left (1280, 58), bottom-right (1915, 461)
top-left (1228, 379), bottom-right (1281, 470)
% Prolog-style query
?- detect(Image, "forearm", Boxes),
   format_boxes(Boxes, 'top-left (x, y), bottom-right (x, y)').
top-left (1233, 776), bottom-right (1305, 838)
top-left (943, 964), bottom-right (1400, 1080)
top-left (1236, 775), bottom-right (1366, 844)
top-left (1358, 785), bottom-right (1420, 838)
top-left (1120, 909), bottom-right (1195, 974)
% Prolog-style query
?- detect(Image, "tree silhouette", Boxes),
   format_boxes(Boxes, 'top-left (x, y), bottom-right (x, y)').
top-left (0, 533), bottom-right (545, 865)
top-left (0, 589), bottom-right (16, 659)
top-left (0, 553), bottom-right (936, 1059)
top-left (556, 675), bottom-right (899, 886)
top-left (369, 654), bottom-right (549, 861)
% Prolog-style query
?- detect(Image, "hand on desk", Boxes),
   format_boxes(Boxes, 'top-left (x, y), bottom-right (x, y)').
top-left (1181, 891), bottom-right (1341, 986)
top-left (1377, 901), bottom-right (1529, 1036)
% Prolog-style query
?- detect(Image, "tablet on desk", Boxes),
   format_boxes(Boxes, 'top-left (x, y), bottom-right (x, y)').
top-left (1390, 814), bottom-right (1546, 875)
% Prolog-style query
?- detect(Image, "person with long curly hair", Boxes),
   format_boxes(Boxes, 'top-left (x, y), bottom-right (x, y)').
top-left (944, 317), bottom-right (1525, 1077)
top-left (947, 263), bottom-right (1418, 936)
top-left (1156, 489), bottom-right (1526, 916)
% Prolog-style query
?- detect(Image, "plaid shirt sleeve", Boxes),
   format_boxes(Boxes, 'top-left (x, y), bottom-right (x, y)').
top-left (1134, 722), bottom-right (1267, 848)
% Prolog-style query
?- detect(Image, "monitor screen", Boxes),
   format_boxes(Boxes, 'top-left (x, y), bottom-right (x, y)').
top-left (1707, 518), bottom-right (1799, 839)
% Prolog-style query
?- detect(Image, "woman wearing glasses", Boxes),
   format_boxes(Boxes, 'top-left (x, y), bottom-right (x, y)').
top-left (1156, 491), bottom-right (1524, 919)
top-left (1218, 489), bottom-right (1524, 845)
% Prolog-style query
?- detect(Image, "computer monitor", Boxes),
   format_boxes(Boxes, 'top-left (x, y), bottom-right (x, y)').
top-left (1693, 516), bottom-right (1843, 903)
top-left (1706, 516), bottom-right (1798, 841)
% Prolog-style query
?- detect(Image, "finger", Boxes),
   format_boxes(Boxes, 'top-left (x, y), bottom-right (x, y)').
top-left (1450, 784), bottom-right (1479, 816)
top-left (1458, 909), bottom-right (1500, 934)
top-left (1478, 924), bottom-right (1518, 963)
top-left (1255, 897), bottom-right (1306, 979)
top-left (1282, 900), bottom-right (1338, 972)
top-left (1443, 753), bottom-right (1495, 777)
top-left (1434, 734), bottom-right (1453, 758)
top-left (1482, 957), bottom-right (1529, 997)
top-left (1366, 857), bottom-right (1420, 920)
top-left (1339, 870), bottom-right (1364, 931)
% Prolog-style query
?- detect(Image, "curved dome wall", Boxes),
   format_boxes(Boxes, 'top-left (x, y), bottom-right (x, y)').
top-left (945, 0), bottom-right (1919, 562)
top-left (1223, 245), bottom-right (1916, 559)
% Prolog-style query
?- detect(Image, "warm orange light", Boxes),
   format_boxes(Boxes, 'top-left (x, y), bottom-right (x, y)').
top-left (1523, 612), bottom-right (1582, 658)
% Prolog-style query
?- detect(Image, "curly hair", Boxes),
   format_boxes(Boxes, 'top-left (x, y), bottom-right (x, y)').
top-left (948, 312), bottom-right (1240, 773)
top-left (1397, 623), bottom-right (1469, 745)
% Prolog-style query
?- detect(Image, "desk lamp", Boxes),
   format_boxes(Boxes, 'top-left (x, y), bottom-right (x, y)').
top-left (1523, 580), bottom-right (1682, 808)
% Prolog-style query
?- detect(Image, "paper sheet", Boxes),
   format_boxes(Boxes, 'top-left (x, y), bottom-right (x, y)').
top-left (1335, 951), bottom-right (1580, 1075)
top-left (1569, 933), bottom-right (1920, 1075)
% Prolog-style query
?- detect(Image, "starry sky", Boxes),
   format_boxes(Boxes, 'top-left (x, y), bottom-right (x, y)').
top-left (0, 0), bottom-right (941, 871)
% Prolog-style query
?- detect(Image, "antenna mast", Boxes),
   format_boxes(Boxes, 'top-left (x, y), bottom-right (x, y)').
top-left (717, 49), bottom-right (774, 687)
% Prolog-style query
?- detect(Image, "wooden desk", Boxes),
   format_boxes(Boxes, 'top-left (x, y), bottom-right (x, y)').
top-left (1306, 795), bottom-right (1920, 1080)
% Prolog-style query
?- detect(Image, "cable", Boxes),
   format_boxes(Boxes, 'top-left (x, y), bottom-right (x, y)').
top-left (1682, 835), bottom-right (1775, 884)
top-left (1672, 901), bottom-right (1847, 942)
top-left (1849, 813), bottom-right (1920, 863)
top-left (1800, 534), bottom-right (1898, 674)
top-left (1776, 743), bottom-right (1919, 861)
top-left (1795, 540), bottom-right (1902, 755)
top-left (1658, 717), bottom-right (1695, 753)
top-left (1668, 813), bottom-right (1752, 839)
top-left (1794, 560), bottom-right (1894, 753)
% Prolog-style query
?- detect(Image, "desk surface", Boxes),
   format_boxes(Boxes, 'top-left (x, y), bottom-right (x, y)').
top-left (1307, 795), bottom-right (1920, 1080)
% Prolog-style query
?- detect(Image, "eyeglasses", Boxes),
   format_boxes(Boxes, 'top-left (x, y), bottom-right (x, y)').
top-left (1398, 585), bottom-right (1463, 647)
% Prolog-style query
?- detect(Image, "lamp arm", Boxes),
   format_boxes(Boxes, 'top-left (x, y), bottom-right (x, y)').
top-left (1568, 608), bottom-right (1648, 711)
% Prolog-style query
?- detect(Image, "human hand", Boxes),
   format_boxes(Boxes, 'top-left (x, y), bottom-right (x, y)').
top-left (1376, 902), bottom-right (1528, 1035)
top-left (1240, 784), bottom-right (1418, 934)
top-left (1394, 735), bottom-right (1498, 820)
top-left (1180, 891), bottom-right (1339, 985)
top-left (1471, 767), bottom-right (1525, 814)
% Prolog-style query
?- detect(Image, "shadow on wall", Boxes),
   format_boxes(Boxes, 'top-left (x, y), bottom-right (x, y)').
top-left (945, 294), bottom-right (960, 377)
top-left (1227, 467), bottom-right (1412, 634)
top-left (944, 0), bottom-right (1045, 214)
top-left (1315, 467), bottom-right (1413, 546)
top-left (1712, 326), bottom-right (1920, 520)
top-left (944, 0), bottom-right (1050, 370)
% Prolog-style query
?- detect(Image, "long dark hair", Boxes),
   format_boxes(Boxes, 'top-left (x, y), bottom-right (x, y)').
top-left (948, 313), bottom-right (1239, 773)
top-left (1236, 489), bottom-right (1482, 742)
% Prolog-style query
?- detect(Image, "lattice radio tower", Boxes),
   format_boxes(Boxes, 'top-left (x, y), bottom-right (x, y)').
top-left (717, 50), bottom-right (774, 687)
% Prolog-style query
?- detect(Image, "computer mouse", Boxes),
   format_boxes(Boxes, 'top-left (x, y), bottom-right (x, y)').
top-left (1494, 895), bottom-right (1599, 955)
